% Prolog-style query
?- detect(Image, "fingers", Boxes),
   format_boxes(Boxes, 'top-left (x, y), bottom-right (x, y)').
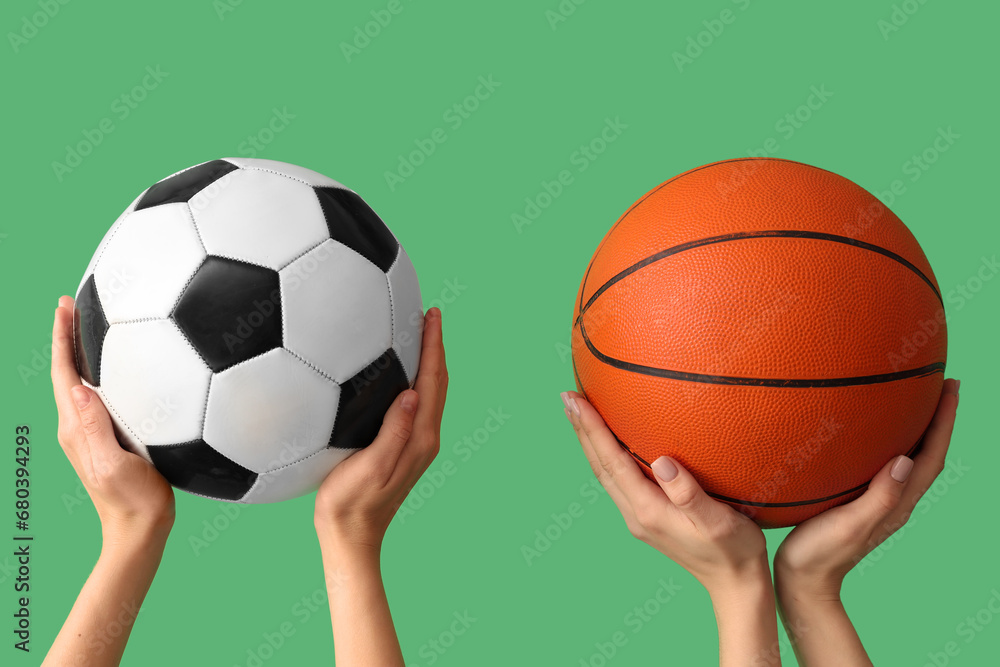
top-left (413, 308), bottom-right (448, 424)
top-left (909, 378), bottom-right (959, 488)
top-left (564, 392), bottom-right (662, 511)
top-left (52, 298), bottom-right (85, 469)
top-left (562, 392), bottom-right (637, 522)
top-left (561, 392), bottom-right (601, 476)
top-left (649, 456), bottom-right (719, 528)
top-left (69, 385), bottom-right (130, 481)
top-left (388, 310), bottom-right (448, 483)
top-left (71, 386), bottom-right (115, 442)
top-left (51, 297), bottom-right (83, 418)
top-left (841, 454), bottom-right (911, 528)
top-left (321, 311), bottom-right (447, 502)
top-left (366, 389), bottom-right (419, 471)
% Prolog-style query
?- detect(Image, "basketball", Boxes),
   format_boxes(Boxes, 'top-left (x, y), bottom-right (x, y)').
top-left (570, 158), bottom-right (947, 528)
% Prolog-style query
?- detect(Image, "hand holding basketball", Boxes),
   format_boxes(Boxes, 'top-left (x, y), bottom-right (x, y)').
top-left (774, 378), bottom-right (960, 598)
top-left (562, 391), bottom-right (770, 594)
top-left (571, 159), bottom-right (948, 528)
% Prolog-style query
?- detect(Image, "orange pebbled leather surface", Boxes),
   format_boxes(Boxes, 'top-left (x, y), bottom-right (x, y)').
top-left (577, 157), bottom-right (940, 316)
top-left (571, 351), bottom-right (941, 527)
top-left (571, 158), bottom-right (946, 528)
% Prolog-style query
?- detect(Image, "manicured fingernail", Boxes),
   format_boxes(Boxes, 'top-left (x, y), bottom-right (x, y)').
top-left (652, 456), bottom-right (678, 482)
top-left (560, 392), bottom-right (579, 417)
top-left (890, 455), bottom-right (913, 483)
top-left (400, 390), bottom-right (418, 414)
top-left (71, 386), bottom-right (91, 409)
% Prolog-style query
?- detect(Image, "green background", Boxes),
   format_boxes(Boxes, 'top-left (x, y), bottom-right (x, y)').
top-left (2, 0), bottom-right (997, 664)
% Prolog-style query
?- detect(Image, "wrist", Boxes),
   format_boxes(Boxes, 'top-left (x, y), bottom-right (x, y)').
top-left (314, 513), bottom-right (385, 559)
top-left (101, 512), bottom-right (172, 558)
top-left (774, 558), bottom-right (845, 606)
top-left (705, 559), bottom-right (781, 661)
top-left (317, 530), bottom-right (382, 568)
top-left (704, 554), bottom-right (773, 601)
top-left (317, 540), bottom-right (383, 602)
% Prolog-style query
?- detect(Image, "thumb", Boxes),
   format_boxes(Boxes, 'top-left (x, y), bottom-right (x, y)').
top-left (71, 386), bottom-right (117, 449)
top-left (368, 389), bottom-right (419, 470)
top-left (650, 456), bottom-right (716, 527)
top-left (844, 455), bottom-right (912, 526)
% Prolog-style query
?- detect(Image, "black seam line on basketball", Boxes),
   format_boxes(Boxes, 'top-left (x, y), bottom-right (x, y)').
top-left (706, 484), bottom-right (868, 508)
top-left (577, 157), bottom-right (787, 320)
top-left (581, 315), bottom-right (944, 387)
top-left (577, 229), bottom-right (942, 326)
top-left (614, 430), bottom-right (868, 508)
top-left (577, 158), bottom-right (847, 319)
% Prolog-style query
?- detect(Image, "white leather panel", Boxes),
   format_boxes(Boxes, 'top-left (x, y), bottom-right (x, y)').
top-left (97, 386), bottom-right (153, 463)
top-left (77, 189), bottom-right (148, 298)
top-left (190, 168), bottom-right (329, 270)
top-left (100, 320), bottom-right (212, 447)
top-left (240, 446), bottom-right (359, 504)
top-left (93, 203), bottom-right (206, 323)
top-left (281, 239), bottom-right (392, 383)
top-left (221, 157), bottom-right (347, 190)
top-left (203, 348), bottom-right (340, 473)
top-left (386, 248), bottom-right (423, 384)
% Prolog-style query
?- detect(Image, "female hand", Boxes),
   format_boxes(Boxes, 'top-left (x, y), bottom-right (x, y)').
top-left (772, 379), bottom-right (960, 666)
top-left (314, 308), bottom-right (449, 556)
top-left (562, 391), bottom-right (780, 665)
top-left (774, 378), bottom-right (961, 597)
top-left (51, 296), bottom-right (175, 543)
top-left (45, 295), bottom-right (176, 667)
top-left (561, 391), bottom-right (769, 592)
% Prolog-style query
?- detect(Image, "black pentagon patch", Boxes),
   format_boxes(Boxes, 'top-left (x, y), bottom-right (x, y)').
top-left (172, 256), bottom-right (281, 372)
top-left (315, 187), bottom-right (399, 272)
top-left (135, 160), bottom-right (239, 211)
top-left (330, 349), bottom-right (409, 449)
top-left (74, 274), bottom-right (109, 386)
top-left (147, 439), bottom-right (257, 501)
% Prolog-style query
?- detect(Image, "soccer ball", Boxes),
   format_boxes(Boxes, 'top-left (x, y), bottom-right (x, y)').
top-left (73, 158), bottom-right (423, 503)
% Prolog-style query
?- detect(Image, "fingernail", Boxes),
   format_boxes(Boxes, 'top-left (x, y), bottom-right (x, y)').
top-left (428, 307), bottom-right (441, 320)
top-left (560, 392), bottom-right (579, 417)
top-left (890, 455), bottom-right (913, 483)
top-left (400, 390), bottom-right (418, 414)
top-left (652, 456), bottom-right (678, 482)
top-left (71, 386), bottom-right (91, 409)
top-left (954, 379), bottom-right (961, 394)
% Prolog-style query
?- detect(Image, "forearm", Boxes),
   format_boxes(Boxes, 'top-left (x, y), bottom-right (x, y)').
top-left (774, 575), bottom-right (871, 667)
top-left (319, 542), bottom-right (405, 667)
top-left (708, 563), bottom-right (782, 667)
top-left (44, 527), bottom-right (168, 666)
